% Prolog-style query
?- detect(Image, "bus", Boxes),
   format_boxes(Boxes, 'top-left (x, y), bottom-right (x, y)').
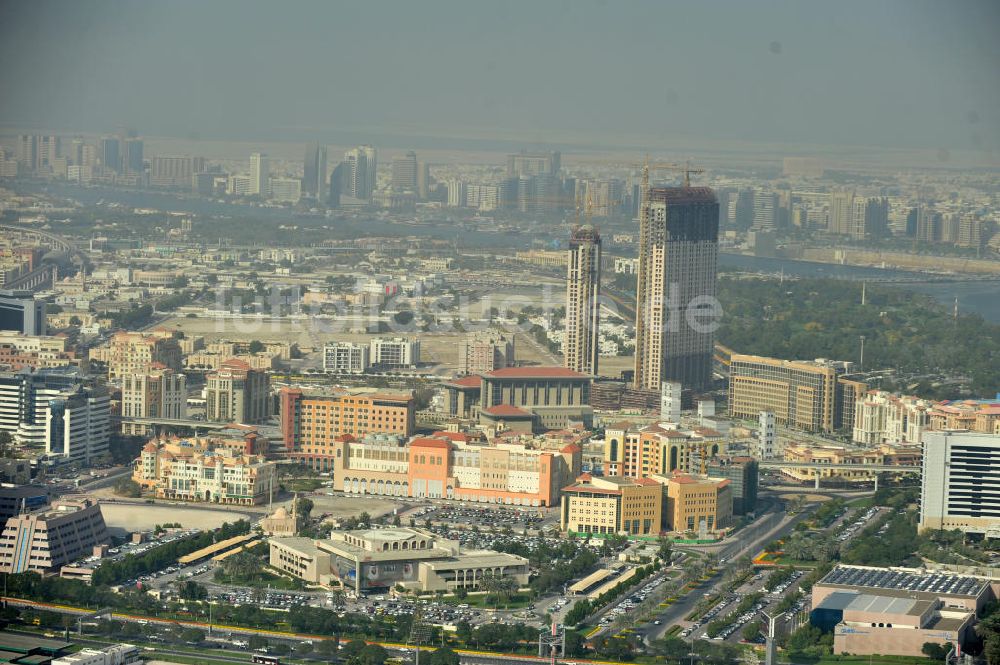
top-left (252, 656), bottom-right (280, 665)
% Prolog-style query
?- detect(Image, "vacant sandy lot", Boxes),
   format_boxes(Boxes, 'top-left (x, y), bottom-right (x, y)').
top-left (308, 492), bottom-right (402, 522)
top-left (100, 502), bottom-right (253, 534)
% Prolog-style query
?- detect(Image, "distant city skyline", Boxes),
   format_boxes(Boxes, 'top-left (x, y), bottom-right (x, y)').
top-left (0, 0), bottom-right (997, 161)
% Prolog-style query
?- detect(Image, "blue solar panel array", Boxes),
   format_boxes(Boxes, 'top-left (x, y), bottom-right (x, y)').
top-left (821, 566), bottom-right (984, 597)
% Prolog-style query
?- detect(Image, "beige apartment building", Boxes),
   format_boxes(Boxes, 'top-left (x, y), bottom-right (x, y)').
top-left (134, 433), bottom-right (276, 505)
top-left (205, 359), bottom-right (270, 424)
top-left (120, 366), bottom-right (186, 435)
top-left (602, 421), bottom-right (726, 478)
top-left (458, 331), bottom-right (515, 376)
top-left (0, 332), bottom-right (82, 370)
top-left (91, 331), bottom-right (182, 380)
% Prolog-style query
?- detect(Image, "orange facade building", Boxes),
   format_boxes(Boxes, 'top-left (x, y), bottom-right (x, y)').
top-left (279, 387), bottom-right (415, 469)
top-left (332, 432), bottom-right (581, 507)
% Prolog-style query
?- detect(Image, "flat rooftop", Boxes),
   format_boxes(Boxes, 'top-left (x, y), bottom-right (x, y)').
top-left (818, 566), bottom-right (987, 598)
top-left (0, 631), bottom-right (72, 653)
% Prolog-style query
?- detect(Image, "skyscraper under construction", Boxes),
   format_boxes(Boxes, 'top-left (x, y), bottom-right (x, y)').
top-left (633, 186), bottom-right (720, 392)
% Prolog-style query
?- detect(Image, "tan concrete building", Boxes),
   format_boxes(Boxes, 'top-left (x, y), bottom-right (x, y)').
top-left (120, 365), bottom-right (186, 435)
top-left (560, 474), bottom-right (663, 536)
top-left (728, 353), bottom-right (865, 432)
top-left (659, 472), bottom-right (733, 534)
top-left (602, 421), bottom-right (726, 479)
top-left (205, 359), bottom-right (270, 424)
top-left (269, 527), bottom-right (529, 595)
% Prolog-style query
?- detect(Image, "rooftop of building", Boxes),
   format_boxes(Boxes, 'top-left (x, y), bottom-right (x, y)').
top-left (562, 474), bottom-right (660, 494)
top-left (817, 590), bottom-right (935, 617)
top-left (647, 186), bottom-right (717, 204)
top-left (817, 565), bottom-right (988, 598)
top-left (445, 375), bottom-right (483, 388)
top-left (481, 404), bottom-right (533, 417)
top-left (482, 366), bottom-right (589, 379)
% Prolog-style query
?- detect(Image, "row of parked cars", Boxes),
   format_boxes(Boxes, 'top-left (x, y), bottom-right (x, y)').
top-left (710, 597), bottom-right (768, 641)
top-left (599, 573), bottom-right (668, 625)
top-left (836, 507), bottom-right (881, 543)
top-left (768, 569), bottom-right (803, 596)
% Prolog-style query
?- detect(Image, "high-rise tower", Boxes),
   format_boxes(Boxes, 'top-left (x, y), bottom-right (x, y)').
top-left (391, 151), bottom-right (418, 192)
top-left (633, 186), bottom-right (719, 392)
top-left (565, 225), bottom-right (602, 375)
top-left (302, 144), bottom-right (328, 199)
top-left (250, 152), bottom-right (269, 197)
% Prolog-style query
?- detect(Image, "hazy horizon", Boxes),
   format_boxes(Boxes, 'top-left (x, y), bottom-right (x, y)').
top-left (1, 0), bottom-right (998, 160)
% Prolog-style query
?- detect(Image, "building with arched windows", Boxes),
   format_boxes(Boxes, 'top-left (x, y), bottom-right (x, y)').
top-left (602, 421), bottom-right (726, 478)
top-left (268, 527), bottom-right (529, 594)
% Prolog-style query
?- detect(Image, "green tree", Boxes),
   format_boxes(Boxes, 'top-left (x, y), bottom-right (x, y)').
top-left (342, 639), bottom-right (368, 661)
top-left (248, 339), bottom-right (265, 354)
top-left (429, 647), bottom-right (460, 665)
top-left (317, 639), bottom-right (340, 660)
top-left (177, 580), bottom-right (207, 601)
top-left (357, 643), bottom-right (389, 665)
top-left (296, 496), bottom-right (314, 520)
top-left (113, 478), bottom-right (142, 498)
top-left (657, 536), bottom-right (673, 563)
top-left (180, 627), bottom-right (204, 644)
top-left (922, 642), bottom-right (950, 660)
top-left (743, 620), bottom-right (762, 642)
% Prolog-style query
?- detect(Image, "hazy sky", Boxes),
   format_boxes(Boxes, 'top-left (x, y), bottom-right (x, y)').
top-left (1, 0), bottom-right (998, 154)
